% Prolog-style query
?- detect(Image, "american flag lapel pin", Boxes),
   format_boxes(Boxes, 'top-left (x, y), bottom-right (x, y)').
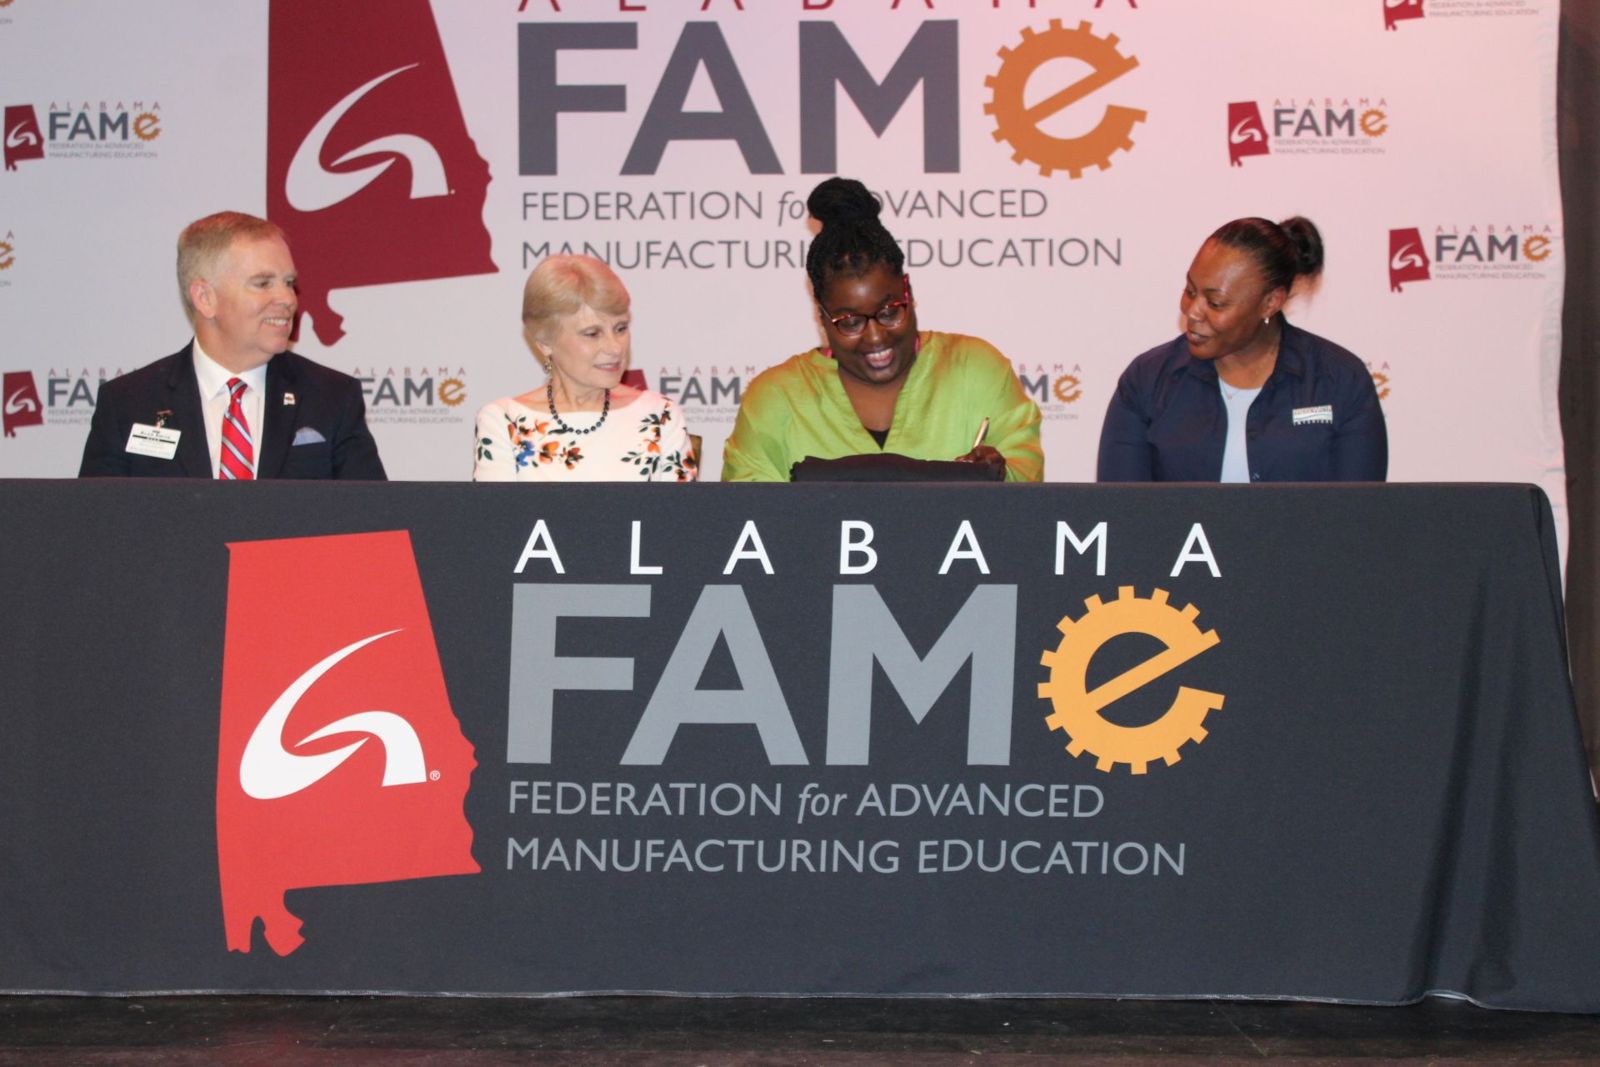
top-left (283, 392), bottom-right (296, 406)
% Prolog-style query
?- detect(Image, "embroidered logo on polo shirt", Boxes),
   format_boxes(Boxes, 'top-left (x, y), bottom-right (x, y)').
top-left (1293, 405), bottom-right (1333, 425)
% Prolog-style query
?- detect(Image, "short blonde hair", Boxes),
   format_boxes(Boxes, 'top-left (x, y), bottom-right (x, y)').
top-left (522, 254), bottom-right (630, 344)
top-left (177, 212), bottom-right (288, 320)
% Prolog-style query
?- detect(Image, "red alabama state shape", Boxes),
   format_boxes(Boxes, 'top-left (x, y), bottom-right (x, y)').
top-left (1226, 102), bottom-right (1270, 167)
top-left (2, 371), bottom-right (44, 437)
top-left (267, 0), bottom-right (495, 344)
top-left (217, 530), bottom-right (479, 956)
top-left (1385, 0), bottom-right (1425, 31)
top-left (1388, 228), bottom-right (1431, 293)
top-left (4, 105), bottom-right (45, 171)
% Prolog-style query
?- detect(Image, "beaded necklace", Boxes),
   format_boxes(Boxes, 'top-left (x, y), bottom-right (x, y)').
top-left (547, 381), bottom-right (610, 435)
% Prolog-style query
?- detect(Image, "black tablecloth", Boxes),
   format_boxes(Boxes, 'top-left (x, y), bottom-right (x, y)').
top-left (1, 480), bottom-right (1596, 1010)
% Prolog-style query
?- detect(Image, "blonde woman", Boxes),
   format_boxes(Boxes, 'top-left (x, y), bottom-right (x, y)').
top-left (473, 255), bottom-right (696, 481)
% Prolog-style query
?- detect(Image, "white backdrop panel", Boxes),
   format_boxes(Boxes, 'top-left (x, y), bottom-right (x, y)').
top-left (0, 0), bottom-right (1565, 540)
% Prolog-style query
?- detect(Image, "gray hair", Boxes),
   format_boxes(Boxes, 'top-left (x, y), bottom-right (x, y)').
top-left (177, 212), bottom-right (288, 320)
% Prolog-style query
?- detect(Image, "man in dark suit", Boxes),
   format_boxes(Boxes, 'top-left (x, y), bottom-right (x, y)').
top-left (79, 212), bottom-right (386, 479)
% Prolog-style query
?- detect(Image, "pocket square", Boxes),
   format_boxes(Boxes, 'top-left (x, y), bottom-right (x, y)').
top-left (292, 426), bottom-right (327, 446)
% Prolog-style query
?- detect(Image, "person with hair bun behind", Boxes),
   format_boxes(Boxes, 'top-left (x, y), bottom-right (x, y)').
top-left (721, 177), bottom-right (1042, 482)
top-left (1097, 217), bottom-right (1386, 482)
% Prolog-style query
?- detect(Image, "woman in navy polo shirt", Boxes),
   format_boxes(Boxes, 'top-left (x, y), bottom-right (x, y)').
top-left (1096, 217), bottom-right (1387, 483)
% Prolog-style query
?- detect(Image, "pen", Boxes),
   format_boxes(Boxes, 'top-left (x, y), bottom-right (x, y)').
top-left (971, 417), bottom-right (990, 451)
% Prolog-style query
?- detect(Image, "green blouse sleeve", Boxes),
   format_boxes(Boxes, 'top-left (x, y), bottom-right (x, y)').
top-left (955, 337), bottom-right (1044, 482)
top-left (721, 371), bottom-right (795, 482)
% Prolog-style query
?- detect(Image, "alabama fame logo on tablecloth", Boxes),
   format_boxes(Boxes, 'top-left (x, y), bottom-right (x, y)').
top-left (267, 0), bottom-right (496, 344)
top-left (1038, 586), bottom-right (1224, 775)
top-left (216, 530), bottom-right (478, 956)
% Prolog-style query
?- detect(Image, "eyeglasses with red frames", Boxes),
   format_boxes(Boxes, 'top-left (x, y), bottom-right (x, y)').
top-left (825, 276), bottom-right (912, 336)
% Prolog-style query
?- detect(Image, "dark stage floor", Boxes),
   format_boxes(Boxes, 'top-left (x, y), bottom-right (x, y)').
top-left (2, 995), bottom-right (1600, 1066)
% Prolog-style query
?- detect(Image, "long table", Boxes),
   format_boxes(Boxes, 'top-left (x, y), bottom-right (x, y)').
top-left (2, 480), bottom-right (1598, 1010)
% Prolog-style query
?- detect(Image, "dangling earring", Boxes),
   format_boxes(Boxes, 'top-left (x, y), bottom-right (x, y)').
top-left (823, 347), bottom-right (833, 358)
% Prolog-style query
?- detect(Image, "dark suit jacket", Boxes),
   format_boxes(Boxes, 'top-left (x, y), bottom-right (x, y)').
top-left (78, 345), bottom-right (387, 479)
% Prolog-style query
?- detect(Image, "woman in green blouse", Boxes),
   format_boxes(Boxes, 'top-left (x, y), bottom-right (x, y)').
top-left (720, 178), bottom-right (1043, 482)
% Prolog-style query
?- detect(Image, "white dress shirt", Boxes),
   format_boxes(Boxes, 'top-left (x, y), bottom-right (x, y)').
top-left (192, 341), bottom-right (268, 478)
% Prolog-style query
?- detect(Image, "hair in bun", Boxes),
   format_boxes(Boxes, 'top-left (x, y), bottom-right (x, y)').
top-left (804, 177), bottom-right (905, 298)
top-left (1209, 216), bottom-right (1325, 294)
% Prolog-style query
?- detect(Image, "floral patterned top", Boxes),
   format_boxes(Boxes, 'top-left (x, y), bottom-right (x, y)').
top-left (472, 389), bottom-right (698, 482)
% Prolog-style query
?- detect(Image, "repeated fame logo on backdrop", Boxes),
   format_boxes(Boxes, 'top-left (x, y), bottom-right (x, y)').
top-left (267, 0), bottom-right (496, 345)
top-left (3, 105), bottom-right (43, 171)
top-left (1367, 361), bottom-right (1393, 401)
top-left (353, 364), bottom-right (470, 427)
top-left (3, 100), bottom-right (160, 170)
top-left (1389, 223), bottom-right (1556, 291)
top-left (655, 366), bottom-right (750, 427)
top-left (0, 365), bottom-right (130, 436)
top-left (1014, 363), bottom-right (1086, 422)
top-left (1227, 102), bottom-right (1269, 166)
top-left (217, 530), bottom-right (478, 957)
top-left (1385, 0), bottom-right (1425, 30)
top-left (1388, 228), bottom-right (1431, 291)
top-left (2, 371), bottom-right (43, 437)
top-left (1228, 98), bottom-right (1389, 166)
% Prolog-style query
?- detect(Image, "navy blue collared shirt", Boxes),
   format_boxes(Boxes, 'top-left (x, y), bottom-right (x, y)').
top-left (1096, 319), bottom-right (1387, 483)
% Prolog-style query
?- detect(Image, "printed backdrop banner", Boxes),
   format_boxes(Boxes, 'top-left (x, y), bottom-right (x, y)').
top-left (0, 4), bottom-right (1566, 510)
top-left (0, 479), bottom-right (1597, 1010)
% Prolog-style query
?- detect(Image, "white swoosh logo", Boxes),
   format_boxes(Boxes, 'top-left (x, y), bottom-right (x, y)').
top-left (1391, 243), bottom-right (1426, 271)
top-left (285, 63), bottom-right (449, 213)
top-left (4, 388), bottom-right (37, 415)
top-left (1230, 120), bottom-right (1263, 145)
top-left (238, 629), bottom-right (427, 800)
top-left (5, 124), bottom-right (38, 149)
top-left (1386, 0), bottom-right (1416, 8)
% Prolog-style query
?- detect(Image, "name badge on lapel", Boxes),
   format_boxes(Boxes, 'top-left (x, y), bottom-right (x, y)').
top-left (126, 423), bottom-right (181, 460)
top-left (1292, 405), bottom-right (1333, 426)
